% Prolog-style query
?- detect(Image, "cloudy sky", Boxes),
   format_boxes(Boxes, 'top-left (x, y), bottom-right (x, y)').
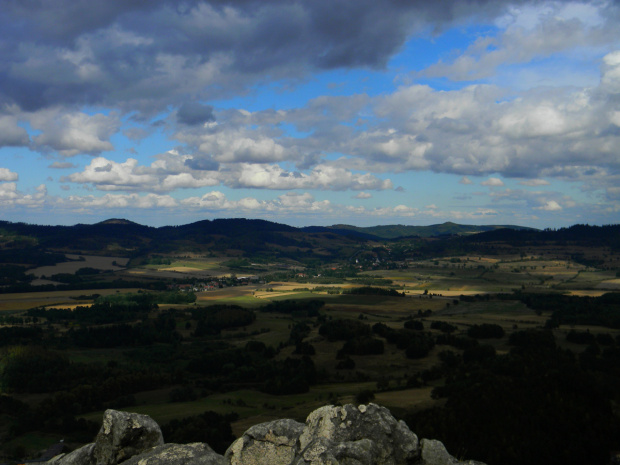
top-left (1, 0), bottom-right (619, 228)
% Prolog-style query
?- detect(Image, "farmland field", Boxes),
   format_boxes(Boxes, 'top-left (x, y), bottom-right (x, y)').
top-left (27, 255), bottom-right (129, 278)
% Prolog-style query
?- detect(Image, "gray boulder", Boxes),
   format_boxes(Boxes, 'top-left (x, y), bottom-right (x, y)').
top-left (296, 436), bottom-right (379, 465)
top-left (43, 404), bottom-right (486, 465)
top-left (297, 403), bottom-right (419, 465)
top-left (419, 439), bottom-right (486, 465)
top-left (46, 443), bottom-right (95, 465)
top-left (225, 418), bottom-right (305, 465)
top-left (94, 409), bottom-right (164, 465)
top-left (226, 403), bottom-right (421, 465)
top-left (122, 443), bottom-right (225, 465)
top-left (419, 439), bottom-right (456, 465)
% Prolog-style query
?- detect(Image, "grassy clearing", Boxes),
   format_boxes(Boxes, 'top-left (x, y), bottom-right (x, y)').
top-left (142, 259), bottom-right (225, 271)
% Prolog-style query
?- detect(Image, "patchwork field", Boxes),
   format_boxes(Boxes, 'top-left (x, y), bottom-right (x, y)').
top-left (27, 255), bottom-right (129, 278)
top-left (2, 244), bottom-right (620, 462)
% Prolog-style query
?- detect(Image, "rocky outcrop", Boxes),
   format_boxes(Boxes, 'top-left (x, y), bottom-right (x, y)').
top-left (95, 409), bottom-right (164, 465)
top-left (45, 404), bottom-right (485, 465)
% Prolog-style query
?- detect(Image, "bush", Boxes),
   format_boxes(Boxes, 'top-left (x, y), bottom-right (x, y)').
top-left (467, 324), bottom-right (505, 339)
top-left (566, 330), bottom-right (595, 345)
top-left (336, 357), bottom-right (356, 370)
top-left (405, 333), bottom-right (435, 359)
top-left (355, 389), bottom-right (375, 404)
top-left (404, 320), bottom-right (424, 330)
top-left (337, 337), bottom-right (384, 357)
top-left (430, 321), bottom-right (458, 333)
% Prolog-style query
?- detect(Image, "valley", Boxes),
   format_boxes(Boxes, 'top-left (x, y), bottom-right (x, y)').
top-left (0, 219), bottom-right (619, 465)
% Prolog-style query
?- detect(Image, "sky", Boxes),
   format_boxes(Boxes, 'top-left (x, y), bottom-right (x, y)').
top-left (1, 0), bottom-right (619, 228)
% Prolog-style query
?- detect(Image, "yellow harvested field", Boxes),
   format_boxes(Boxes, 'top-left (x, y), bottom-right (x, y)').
top-left (253, 291), bottom-right (300, 299)
top-left (163, 266), bottom-right (204, 272)
top-left (43, 304), bottom-right (91, 310)
top-left (597, 279), bottom-right (620, 289)
top-left (566, 290), bottom-right (611, 297)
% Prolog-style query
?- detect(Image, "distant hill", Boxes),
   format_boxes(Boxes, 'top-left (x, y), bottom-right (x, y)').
top-left (463, 223), bottom-right (620, 247)
top-left (1, 218), bottom-right (618, 273)
top-left (327, 222), bottom-right (537, 239)
top-left (300, 226), bottom-right (383, 241)
top-left (0, 218), bottom-right (363, 264)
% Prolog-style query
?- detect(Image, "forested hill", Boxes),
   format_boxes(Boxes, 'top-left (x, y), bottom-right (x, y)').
top-left (0, 218), bottom-right (354, 259)
top-left (327, 222), bottom-right (537, 239)
top-left (462, 223), bottom-right (620, 248)
top-left (1, 218), bottom-right (617, 259)
top-left (0, 218), bottom-right (532, 248)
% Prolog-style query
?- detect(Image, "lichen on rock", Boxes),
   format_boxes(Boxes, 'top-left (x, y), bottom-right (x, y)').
top-left (94, 409), bottom-right (164, 465)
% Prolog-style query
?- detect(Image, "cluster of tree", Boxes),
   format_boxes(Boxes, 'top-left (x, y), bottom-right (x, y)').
top-left (337, 337), bottom-right (384, 357)
top-left (98, 291), bottom-right (196, 306)
top-left (0, 326), bottom-right (44, 347)
top-left (67, 319), bottom-right (181, 348)
top-left (343, 286), bottom-right (404, 297)
top-left (0, 347), bottom-right (75, 393)
top-left (0, 264), bottom-right (34, 285)
top-left (434, 334), bottom-right (480, 351)
top-left (403, 319), bottom-right (424, 330)
top-left (430, 321), bottom-right (458, 333)
top-left (507, 292), bottom-right (620, 328)
top-left (191, 305), bottom-right (256, 336)
top-left (293, 341), bottom-right (316, 356)
top-left (0, 279), bottom-right (168, 295)
top-left (566, 330), bottom-right (618, 346)
top-left (260, 356), bottom-right (317, 395)
top-left (0, 315), bottom-right (36, 326)
top-left (0, 248), bottom-right (67, 267)
top-left (28, 300), bottom-right (152, 326)
top-left (466, 323), bottom-right (505, 339)
top-left (372, 323), bottom-right (435, 359)
top-left (406, 329), bottom-right (620, 465)
top-left (186, 341), bottom-right (316, 395)
top-left (45, 268), bottom-right (108, 284)
top-left (289, 322), bottom-right (311, 344)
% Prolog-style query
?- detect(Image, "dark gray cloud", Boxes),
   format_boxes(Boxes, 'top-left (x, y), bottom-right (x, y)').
top-left (184, 155), bottom-right (219, 171)
top-left (0, 0), bottom-right (164, 44)
top-left (177, 103), bottom-right (215, 126)
top-left (0, 0), bottom-right (531, 115)
top-left (48, 162), bottom-right (78, 169)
